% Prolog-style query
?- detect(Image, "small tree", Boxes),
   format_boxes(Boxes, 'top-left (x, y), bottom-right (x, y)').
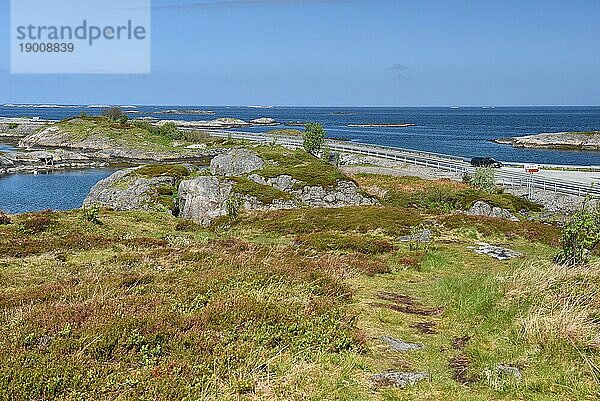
top-left (555, 200), bottom-right (600, 266)
top-left (102, 106), bottom-right (126, 122)
top-left (470, 167), bottom-right (495, 193)
top-left (303, 122), bottom-right (325, 156)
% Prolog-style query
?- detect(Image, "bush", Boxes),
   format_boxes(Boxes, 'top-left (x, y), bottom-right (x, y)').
top-left (158, 122), bottom-right (183, 140)
top-left (8, 123), bottom-right (19, 129)
top-left (470, 167), bottom-right (495, 193)
top-left (303, 122), bottom-right (326, 156)
top-left (297, 232), bottom-right (395, 254)
top-left (20, 213), bottom-right (54, 233)
top-left (175, 219), bottom-right (202, 232)
top-left (555, 201), bottom-right (600, 266)
top-left (102, 107), bottom-right (126, 122)
top-left (80, 205), bottom-right (101, 225)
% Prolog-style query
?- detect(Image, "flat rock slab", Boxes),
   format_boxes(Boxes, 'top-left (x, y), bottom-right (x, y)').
top-left (380, 336), bottom-right (423, 352)
top-left (469, 242), bottom-right (522, 260)
top-left (497, 364), bottom-right (522, 380)
top-left (371, 371), bottom-right (429, 388)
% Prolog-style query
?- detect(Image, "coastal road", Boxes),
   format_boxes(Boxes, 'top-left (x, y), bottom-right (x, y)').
top-left (197, 129), bottom-right (600, 198)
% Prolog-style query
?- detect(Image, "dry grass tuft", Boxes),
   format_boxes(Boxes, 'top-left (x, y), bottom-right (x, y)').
top-left (506, 261), bottom-right (600, 349)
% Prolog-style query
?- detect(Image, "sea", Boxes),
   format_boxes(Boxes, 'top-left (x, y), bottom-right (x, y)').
top-left (1, 105), bottom-right (599, 213)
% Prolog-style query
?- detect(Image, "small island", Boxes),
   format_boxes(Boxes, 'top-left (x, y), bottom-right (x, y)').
top-left (495, 131), bottom-right (600, 151)
top-left (348, 123), bottom-right (416, 128)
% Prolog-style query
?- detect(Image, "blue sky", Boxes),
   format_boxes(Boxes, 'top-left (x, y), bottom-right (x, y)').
top-left (1, 0), bottom-right (599, 106)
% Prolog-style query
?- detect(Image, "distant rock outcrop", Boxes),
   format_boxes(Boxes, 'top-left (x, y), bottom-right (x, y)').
top-left (250, 118), bottom-right (278, 125)
top-left (495, 131), bottom-right (600, 151)
top-left (0, 118), bottom-right (48, 138)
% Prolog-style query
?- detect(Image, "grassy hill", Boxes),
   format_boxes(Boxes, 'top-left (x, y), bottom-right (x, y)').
top-left (0, 173), bottom-right (598, 399)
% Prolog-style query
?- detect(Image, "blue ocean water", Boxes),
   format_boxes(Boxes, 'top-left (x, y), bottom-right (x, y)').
top-left (1, 105), bottom-right (599, 165)
top-left (0, 169), bottom-right (117, 214)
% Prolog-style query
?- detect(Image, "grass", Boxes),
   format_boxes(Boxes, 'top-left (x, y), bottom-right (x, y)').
top-left (297, 232), bottom-right (395, 254)
top-left (229, 176), bottom-right (294, 204)
top-left (225, 206), bottom-right (424, 236)
top-left (1, 167), bottom-right (598, 399)
top-left (254, 147), bottom-right (349, 188)
top-left (0, 210), bottom-right (366, 400)
top-left (129, 164), bottom-right (192, 180)
top-left (353, 173), bottom-right (542, 213)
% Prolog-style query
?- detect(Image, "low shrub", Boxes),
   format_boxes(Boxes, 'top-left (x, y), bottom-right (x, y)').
top-left (20, 212), bottom-right (54, 233)
top-left (8, 123), bottom-right (19, 130)
top-left (439, 214), bottom-right (561, 246)
top-left (102, 106), bottom-right (126, 122)
top-left (80, 205), bottom-right (101, 224)
top-left (0, 211), bottom-right (12, 225)
top-left (175, 219), bottom-right (202, 232)
top-left (555, 201), bottom-right (600, 266)
top-left (228, 206), bottom-right (423, 236)
top-left (297, 232), bottom-right (395, 254)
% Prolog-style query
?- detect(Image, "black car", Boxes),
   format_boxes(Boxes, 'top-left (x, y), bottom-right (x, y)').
top-left (470, 157), bottom-right (503, 168)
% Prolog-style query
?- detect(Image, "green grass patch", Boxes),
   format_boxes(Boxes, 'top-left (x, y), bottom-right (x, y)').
top-left (129, 164), bottom-right (191, 180)
top-left (255, 147), bottom-right (349, 188)
top-left (229, 176), bottom-right (293, 204)
top-left (227, 206), bottom-right (423, 236)
top-left (354, 173), bottom-right (541, 213)
top-left (297, 232), bottom-right (395, 254)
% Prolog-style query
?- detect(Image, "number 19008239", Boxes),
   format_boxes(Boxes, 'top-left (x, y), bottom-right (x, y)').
top-left (19, 43), bottom-right (74, 52)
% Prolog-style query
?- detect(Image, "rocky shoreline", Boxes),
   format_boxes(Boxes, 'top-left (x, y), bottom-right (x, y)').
top-left (495, 131), bottom-right (600, 151)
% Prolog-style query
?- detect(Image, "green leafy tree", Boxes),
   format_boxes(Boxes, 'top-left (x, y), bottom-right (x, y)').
top-left (303, 122), bottom-right (326, 156)
top-left (555, 200), bottom-right (600, 266)
top-left (470, 167), bottom-right (496, 193)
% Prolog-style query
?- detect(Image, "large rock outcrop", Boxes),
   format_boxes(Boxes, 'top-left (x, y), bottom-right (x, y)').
top-left (178, 149), bottom-right (378, 226)
top-left (466, 201), bottom-right (519, 221)
top-left (17, 120), bottom-right (218, 162)
top-left (179, 177), bottom-right (235, 226)
top-left (84, 165), bottom-right (193, 213)
top-left (178, 174), bottom-right (375, 226)
top-left (210, 149), bottom-right (264, 176)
